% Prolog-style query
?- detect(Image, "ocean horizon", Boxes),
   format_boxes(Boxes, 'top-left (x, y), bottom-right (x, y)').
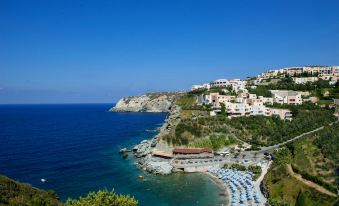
top-left (0, 103), bottom-right (225, 206)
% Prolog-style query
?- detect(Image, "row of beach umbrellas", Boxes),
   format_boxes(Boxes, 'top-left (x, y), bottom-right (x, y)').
top-left (208, 168), bottom-right (262, 206)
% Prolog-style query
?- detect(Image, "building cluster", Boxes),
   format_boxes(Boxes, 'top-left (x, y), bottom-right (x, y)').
top-left (198, 91), bottom-right (296, 120)
top-left (257, 66), bottom-right (339, 85)
top-left (190, 66), bottom-right (339, 120)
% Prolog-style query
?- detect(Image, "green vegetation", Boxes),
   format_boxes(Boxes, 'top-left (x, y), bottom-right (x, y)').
top-left (0, 175), bottom-right (138, 206)
top-left (0, 175), bottom-right (61, 206)
top-left (313, 87), bottom-right (339, 105)
top-left (165, 103), bottom-right (336, 147)
top-left (264, 155), bottom-right (338, 205)
top-left (175, 94), bottom-right (196, 108)
top-left (224, 163), bottom-right (246, 171)
top-left (264, 123), bottom-right (339, 206)
top-left (291, 164), bottom-right (337, 194)
top-left (248, 165), bottom-right (262, 180)
top-left (286, 123), bottom-right (339, 191)
top-left (190, 134), bottom-right (238, 150)
top-left (314, 123), bottom-right (339, 164)
top-left (223, 164), bottom-right (262, 180)
top-left (249, 76), bottom-right (336, 96)
top-left (175, 94), bottom-right (212, 111)
top-left (65, 190), bottom-right (137, 206)
top-left (247, 86), bottom-right (272, 97)
top-left (227, 108), bottom-right (335, 146)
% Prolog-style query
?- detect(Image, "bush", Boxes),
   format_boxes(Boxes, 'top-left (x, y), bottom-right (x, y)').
top-left (224, 164), bottom-right (246, 171)
top-left (65, 190), bottom-right (138, 206)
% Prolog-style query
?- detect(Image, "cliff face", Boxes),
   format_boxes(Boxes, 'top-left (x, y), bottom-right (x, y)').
top-left (110, 92), bottom-right (181, 112)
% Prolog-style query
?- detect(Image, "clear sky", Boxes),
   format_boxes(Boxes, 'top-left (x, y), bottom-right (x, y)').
top-left (1, 0), bottom-right (339, 104)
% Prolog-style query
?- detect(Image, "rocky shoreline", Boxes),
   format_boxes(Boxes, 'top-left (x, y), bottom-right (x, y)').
top-left (110, 92), bottom-right (181, 112)
top-left (131, 139), bottom-right (173, 175)
top-left (114, 93), bottom-right (182, 175)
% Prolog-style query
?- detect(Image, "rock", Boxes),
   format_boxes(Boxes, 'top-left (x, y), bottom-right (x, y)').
top-left (133, 145), bottom-right (139, 151)
top-left (133, 140), bottom-right (152, 158)
top-left (151, 141), bottom-right (157, 147)
top-left (132, 138), bottom-right (173, 175)
top-left (143, 155), bottom-right (173, 175)
top-left (119, 148), bottom-right (129, 154)
top-left (109, 92), bottom-right (182, 112)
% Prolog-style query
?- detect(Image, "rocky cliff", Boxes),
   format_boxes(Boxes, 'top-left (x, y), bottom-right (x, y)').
top-left (110, 92), bottom-right (181, 112)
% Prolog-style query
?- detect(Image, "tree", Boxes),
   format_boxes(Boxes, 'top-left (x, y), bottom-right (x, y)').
top-left (220, 103), bottom-right (226, 115)
top-left (65, 190), bottom-right (138, 206)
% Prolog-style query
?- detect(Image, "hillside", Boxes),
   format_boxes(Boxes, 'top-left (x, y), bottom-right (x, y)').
top-left (0, 175), bottom-right (138, 206)
top-left (159, 92), bottom-right (336, 149)
top-left (263, 123), bottom-right (339, 206)
top-left (0, 175), bottom-right (62, 206)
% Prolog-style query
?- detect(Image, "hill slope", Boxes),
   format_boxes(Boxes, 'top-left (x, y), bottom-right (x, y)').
top-left (0, 175), bottom-right (61, 206)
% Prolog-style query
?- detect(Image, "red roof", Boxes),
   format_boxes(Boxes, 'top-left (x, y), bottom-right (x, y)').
top-left (172, 148), bottom-right (212, 154)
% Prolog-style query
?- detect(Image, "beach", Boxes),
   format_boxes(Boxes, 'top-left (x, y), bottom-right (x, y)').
top-left (204, 172), bottom-right (230, 206)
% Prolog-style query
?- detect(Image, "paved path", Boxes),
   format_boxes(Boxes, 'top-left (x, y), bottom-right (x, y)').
top-left (254, 161), bottom-right (272, 205)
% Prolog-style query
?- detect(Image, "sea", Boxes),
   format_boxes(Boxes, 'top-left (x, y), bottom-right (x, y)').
top-left (0, 104), bottom-right (225, 206)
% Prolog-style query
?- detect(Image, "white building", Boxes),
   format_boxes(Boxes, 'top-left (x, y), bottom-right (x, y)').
top-left (191, 83), bottom-right (210, 91)
top-left (210, 79), bottom-right (231, 88)
top-left (270, 90), bottom-right (303, 105)
top-left (293, 77), bottom-right (318, 84)
top-left (265, 108), bottom-right (293, 120)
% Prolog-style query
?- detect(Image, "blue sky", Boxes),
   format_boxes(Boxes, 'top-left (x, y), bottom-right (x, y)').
top-left (1, 0), bottom-right (339, 104)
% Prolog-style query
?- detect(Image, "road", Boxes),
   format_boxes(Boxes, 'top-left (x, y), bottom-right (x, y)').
top-left (171, 121), bottom-right (338, 169)
top-left (259, 121), bottom-right (338, 152)
top-left (171, 152), bottom-right (267, 168)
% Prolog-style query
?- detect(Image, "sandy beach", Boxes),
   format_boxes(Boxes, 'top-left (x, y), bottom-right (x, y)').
top-left (203, 172), bottom-right (230, 206)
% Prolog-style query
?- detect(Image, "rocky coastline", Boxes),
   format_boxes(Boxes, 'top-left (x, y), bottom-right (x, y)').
top-left (131, 102), bottom-right (184, 175)
top-left (110, 92), bottom-right (181, 112)
top-left (131, 139), bottom-right (173, 175)
top-left (113, 92), bottom-right (183, 175)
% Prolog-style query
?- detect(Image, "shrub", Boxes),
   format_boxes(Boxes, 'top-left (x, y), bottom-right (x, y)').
top-left (65, 190), bottom-right (138, 206)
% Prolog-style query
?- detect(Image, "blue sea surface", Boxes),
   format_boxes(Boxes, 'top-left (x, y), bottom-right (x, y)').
top-left (0, 104), bottom-right (224, 206)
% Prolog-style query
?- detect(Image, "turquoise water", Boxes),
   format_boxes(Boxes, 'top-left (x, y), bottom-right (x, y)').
top-left (0, 104), bottom-right (225, 206)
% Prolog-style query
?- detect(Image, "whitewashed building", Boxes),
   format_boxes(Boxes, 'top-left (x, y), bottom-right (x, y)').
top-left (270, 90), bottom-right (302, 105)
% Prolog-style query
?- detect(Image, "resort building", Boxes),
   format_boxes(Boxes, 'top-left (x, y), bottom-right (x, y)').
top-left (293, 77), bottom-right (318, 84)
top-left (270, 90), bottom-right (303, 105)
top-left (209, 79), bottom-right (247, 93)
top-left (200, 92), bottom-right (289, 119)
top-left (191, 83), bottom-right (210, 91)
top-left (303, 66), bottom-right (334, 75)
top-left (225, 102), bottom-right (252, 116)
top-left (172, 148), bottom-right (214, 159)
top-left (256, 66), bottom-right (339, 84)
top-left (283, 67), bottom-right (303, 76)
top-left (199, 93), bottom-right (235, 108)
top-left (265, 108), bottom-right (293, 120)
top-left (210, 79), bottom-right (231, 88)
